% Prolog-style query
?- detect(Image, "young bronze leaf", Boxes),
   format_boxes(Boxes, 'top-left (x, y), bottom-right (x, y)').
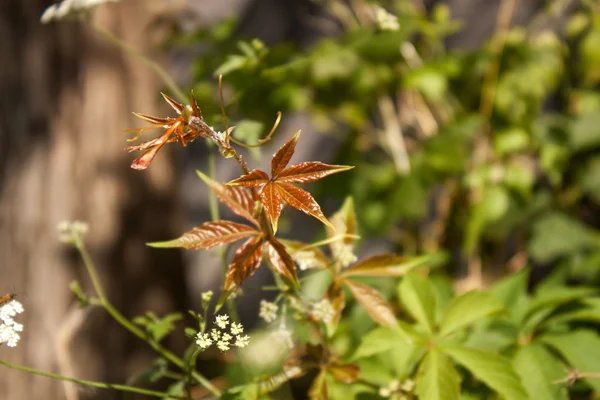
top-left (228, 169), bottom-right (270, 188)
top-left (148, 221), bottom-right (257, 250)
top-left (260, 182), bottom-right (285, 233)
top-left (265, 238), bottom-right (298, 286)
top-left (131, 146), bottom-right (163, 170)
top-left (328, 363), bottom-right (360, 384)
top-left (277, 162), bottom-right (354, 184)
top-left (272, 130), bottom-right (301, 178)
top-left (344, 279), bottom-right (397, 328)
top-left (342, 252), bottom-right (449, 278)
top-left (308, 369), bottom-right (329, 400)
top-left (197, 170), bottom-right (258, 226)
top-left (276, 183), bottom-right (333, 229)
top-left (224, 235), bottom-right (264, 292)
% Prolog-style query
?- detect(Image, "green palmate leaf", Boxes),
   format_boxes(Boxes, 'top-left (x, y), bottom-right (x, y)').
top-left (489, 269), bottom-right (530, 324)
top-left (439, 290), bottom-right (505, 337)
top-left (442, 345), bottom-right (528, 400)
top-left (416, 350), bottom-right (461, 400)
top-left (147, 221), bottom-right (258, 249)
top-left (344, 279), bottom-right (398, 329)
top-left (540, 329), bottom-right (600, 392)
top-left (398, 273), bottom-right (437, 335)
top-left (541, 298), bottom-right (600, 327)
top-left (513, 343), bottom-right (568, 400)
top-left (352, 327), bottom-right (412, 360)
top-left (341, 251), bottom-right (448, 278)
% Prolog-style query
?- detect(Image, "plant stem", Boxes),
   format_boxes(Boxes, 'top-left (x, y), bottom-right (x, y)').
top-left (73, 239), bottom-right (221, 397)
top-left (0, 359), bottom-right (185, 399)
top-left (91, 23), bottom-right (188, 104)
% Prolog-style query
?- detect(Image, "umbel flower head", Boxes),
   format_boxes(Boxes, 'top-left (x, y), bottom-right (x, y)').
top-left (195, 314), bottom-right (249, 352)
top-left (0, 296), bottom-right (24, 348)
top-left (124, 93), bottom-right (235, 170)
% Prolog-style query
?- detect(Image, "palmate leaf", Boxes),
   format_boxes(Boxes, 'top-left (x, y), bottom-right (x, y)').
top-left (438, 290), bottom-right (505, 337)
top-left (344, 279), bottom-right (397, 328)
top-left (398, 273), bottom-right (437, 335)
top-left (328, 363), bottom-right (360, 384)
top-left (148, 221), bottom-right (258, 249)
top-left (341, 251), bottom-right (448, 278)
top-left (277, 161), bottom-right (354, 184)
top-left (228, 169), bottom-right (270, 187)
top-left (513, 343), bottom-right (568, 400)
top-left (275, 183), bottom-right (333, 229)
top-left (416, 349), bottom-right (461, 400)
top-left (224, 235), bottom-right (264, 293)
top-left (272, 130), bottom-right (301, 177)
top-left (261, 182), bottom-right (285, 232)
top-left (308, 369), bottom-right (328, 400)
top-left (265, 238), bottom-right (298, 286)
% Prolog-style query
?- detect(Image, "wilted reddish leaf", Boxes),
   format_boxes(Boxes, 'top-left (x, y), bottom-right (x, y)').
top-left (272, 131), bottom-right (301, 177)
top-left (342, 252), bottom-right (448, 278)
top-left (228, 169), bottom-right (270, 188)
top-left (308, 370), bottom-right (329, 400)
top-left (224, 235), bottom-right (264, 292)
top-left (197, 170), bottom-right (258, 226)
top-left (328, 363), bottom-right (360, 384)
top-left (276, 183), bottom-right (333, 229)
top-left (277, 162), bottom-right (354, 184)
top-left (265, 238), bottom-right (298, 286)
top-left (261, 182), bottom-right (284, 233)
top-left (148, 221), bottom-right (258, 250)
top-left (344, 279), bottom-right (397, 328)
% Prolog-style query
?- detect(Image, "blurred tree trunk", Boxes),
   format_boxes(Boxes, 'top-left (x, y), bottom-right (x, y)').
top-left (0, 1), bottom-right (187, 399)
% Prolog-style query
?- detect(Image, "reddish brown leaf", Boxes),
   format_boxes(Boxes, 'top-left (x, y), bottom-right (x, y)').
top-left (161, 92), bottom-right (185, 114)
top-left (197, 171), bottom-right (258, 226)
top-left (131, 146), bottom-right (162, 170)
top-left (148, 221), bottom-right (258, 250)
top-left (265, 238), bottom-right (298, 286)
top-left (260, 182), bottom-right (285, 233)
top-left (277, 162), bottom-right (354, 184)
top-left (227, 169), bottom-right (270, 188)
top-left (224, 235), bottom-right (264, 292)
top-left (308, 369), bottom-right (329, 400)
top-left (344, 279), bottom-right (397, 328)
top-left (276, 183), bottom-right (333, 229)
top-left (341, 255), bottom-right (414, 277)
top-left (328, 363), bottom-right (360, 384)
top-left (272, 131), bottom-right (301, 178)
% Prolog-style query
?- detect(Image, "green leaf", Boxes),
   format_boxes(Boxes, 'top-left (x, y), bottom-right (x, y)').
top-left (541, 298), bottom-right (600, 327)
top-left (513, 343), bottom-right (568, 400)
top-left (528, 213), bottom-right (599, 262)
top-left (569, 111), bottom-right (600, 151)
top-left (398, 273), bottom-right (437, 335)
top-left (489, 269), bottom-right (530, 324)
top-left (147, 313), bottom-right (184, 342)
top-left (341, 251), bottom-right (447, 278)
top-left (442, 345), bottom-right (528, 400)
top-left (439, 291), bottom-right (505, 337)
top-left (352, 327), bottom-right (413, 360)
top-left (540, 329), bottom-right (600, 392)
top-left (416, 350), bottom-right (461, 400)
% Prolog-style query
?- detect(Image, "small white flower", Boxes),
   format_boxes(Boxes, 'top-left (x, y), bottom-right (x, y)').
top-left (216, 340), bottom-right (230, 352)
top-left (57, 220), bottom-right (89, 244)
top-left (201, 291), bottom-right (213, 303)
top-left (259, 300), bottom-right (278, 323)
top-left (196, 333), bottom-right (212, 350)
top-left (210, 328), bottom-right (221, 341)
top-left (230, 322), bottom-right (244, 335)
top-left (293, 251), bottom-right (321, 271)
top-left (272, 325), bottom-right (294, 350)
top-left (215, 314), bottom-right (229, 329)
top-left (332, 242), bottom-right (357, 268)
top-left (311, 299), bottom-right (336, 324)
top-left (221, 332), bottom-right (232, 342)
top-left (41, 0), bottom-right (119, 23)
top-left (235, 335), bottom-right (250, 348)
top-left (374, 6), bottom-right (400, 31)
top-left (0, 300), bottom-right (24, 348)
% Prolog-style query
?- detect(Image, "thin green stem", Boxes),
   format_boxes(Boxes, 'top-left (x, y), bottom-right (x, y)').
top-left (73, 238), bottom-right (221, 397)
top-left (91, 23), bottom-right (188, 104)
top-left (0, 359), bottom-right (184, 399)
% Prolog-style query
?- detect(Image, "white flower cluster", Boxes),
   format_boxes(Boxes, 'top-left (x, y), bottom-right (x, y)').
top-left (259, 300), bottom-right (278, 323)
top-left (271, 323), bottom-right (294, 350)
top-left (41, 0), bottom-right (119, 23)
top-left (378, 379), bottom-right (415, 398)
top-left (0, 299), bottom-right (24, 347)
top-left (311, 299), bottom-right (335, 324)
top-left (195, 315), bottom-right (249, 352)
top-left (292, 251), bottom-right (321, 271)
top-left (57, 220), bottom-right (89, 244)
top-left (332, 242), bottom-right (357, 268)
top-left (374, 6), bottom-right (400, 31)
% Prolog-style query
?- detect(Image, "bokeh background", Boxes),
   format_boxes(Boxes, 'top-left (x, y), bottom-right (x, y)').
top-left (1, 0), bottom-right (598, 398)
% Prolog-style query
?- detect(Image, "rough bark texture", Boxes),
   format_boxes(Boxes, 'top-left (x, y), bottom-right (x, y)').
top-left (0, 1), bottom-right (187, 399)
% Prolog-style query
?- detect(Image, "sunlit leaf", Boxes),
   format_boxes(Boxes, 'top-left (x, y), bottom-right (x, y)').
top-left (272, 131), bottom-right (301, 177)
top-left (328, 363), bottom-right (360, 384)
top-left (276, 183), bottom-right (333, 229)
top-left (439, 290), bottom-right (505, 337)
top-left (398, 273), bottom-right (437, 335)
top-left (416, 350), bottom-right (461, 400)
top-left (147, 221), bottom-right (258, 249)
top-left (261, 182), bottom-right (284, 233)
top-left (228, 169), bottom-right (270, 187)
top-left (224, 235), bottom-right (264, 292)
top-left (197, 170), bottom-right (258, 226)
top-left (277, 161), bottom-right (354, 184)
top-left (442, 345), bottom-right (528, 400)
top-left (309, 369), bottom-right (329, 400)
top-left (351, 327), bottom-right (412, 360)
top-left (513, 343), bottom-right (568, 400)
top-left (344, 279), bottom-right (397, 328)
top-left (342, 252), bottom-right (447, 278)
top-left (327, 197), bottom-right (357, 250)
top-left (265, 238), bottom-right (298, 286)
